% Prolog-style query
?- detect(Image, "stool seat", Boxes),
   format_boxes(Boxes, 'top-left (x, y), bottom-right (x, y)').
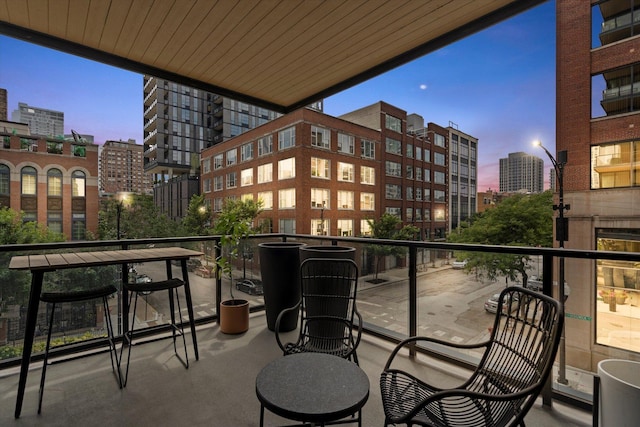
top-left (40, 285), bottom-right (118, 303)
top-left (124, 278), bottom-right (184, 293)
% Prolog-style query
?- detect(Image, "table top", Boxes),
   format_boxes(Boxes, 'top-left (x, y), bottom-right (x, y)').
top-left (9, 247), bottom-right (203, 271)
top-left (255, 353), bottom-right (369, 423)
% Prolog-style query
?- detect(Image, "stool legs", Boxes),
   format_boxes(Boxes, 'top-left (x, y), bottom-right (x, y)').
top-left (38, 296), bottom-right (121, 414)
top-left (120, 287), bottom-right (190, 387)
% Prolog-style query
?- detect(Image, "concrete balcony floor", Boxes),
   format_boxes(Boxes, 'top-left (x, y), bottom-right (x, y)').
top-left (0, 313), bottom-right (592, 426)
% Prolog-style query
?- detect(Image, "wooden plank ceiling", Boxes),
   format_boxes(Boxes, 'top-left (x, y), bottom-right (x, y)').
top-left (0, 0), bottom-right (544, 113)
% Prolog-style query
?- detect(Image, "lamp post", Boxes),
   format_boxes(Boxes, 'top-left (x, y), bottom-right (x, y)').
top-left (534, 140), bottom-right (570, 385)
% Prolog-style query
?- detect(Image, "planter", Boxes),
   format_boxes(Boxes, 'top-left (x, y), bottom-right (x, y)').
top-left (259, 242), bottom-right (307, 332)
top-left (598, 359), bottom-right (640, 427)
top-left (219, 299), bottom-right (249, 334)
top-left (299, 244), bottom-right (356, 262)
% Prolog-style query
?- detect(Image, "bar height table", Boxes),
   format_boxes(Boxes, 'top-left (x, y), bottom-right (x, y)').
top-left (256, 352), bottom-right (369, 426)
top-left (9, 246), bottom-right (203, 418)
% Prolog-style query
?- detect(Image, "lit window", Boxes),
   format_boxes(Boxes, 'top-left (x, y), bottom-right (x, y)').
top-left (337, 162), bottom-right (354, 182)
top-left (337, 219), bottom-right (353, 237)
top-left (278, 188), bottom-right (296, 209)
top-left (337, 191), bottom-right (354, 209)
top-left (311, 188), bottom-right (329, 208)
top-left (311, 157), bottom-right (330, 179)
top-left (361, 166), bottom-right (375, 185)
top-left (278, 157), bottom-right (296, 180)
top-left (241, 168), bottom-right (253, 186)
top-left (21, 166), bottom-right (37, 195)
top-left (257, 191), bottom-right (273, 209)
top-left (47, 168), bottom-right (62, 197)
top-left (257, 163), bottom-right (273, 183)
top-left (72, 171), bottom-right (85, 197)
top-left (360, 193), bottom-right (375, 211)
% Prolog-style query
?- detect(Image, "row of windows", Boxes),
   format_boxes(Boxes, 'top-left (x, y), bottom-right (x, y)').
top-left (204, 126), bottom-right (377, 172)
top-left (385, 161), bottom-right (446, 183)
top-left (211, 189), bottom-right (376, 211)
top-left (591, 141), bottom-right (640, 188)
top-left (385, 184), bottom-right (446, 202)
top-left (0, 165), bottom-right (86, 197)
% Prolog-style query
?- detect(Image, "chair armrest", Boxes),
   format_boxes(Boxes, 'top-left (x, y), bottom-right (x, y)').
top-left (274, 300), bottom-right (301, 352)
top-left (383, 336), bottom-right (490, 370)
top-left (351, 306), bottom-right (363, 351)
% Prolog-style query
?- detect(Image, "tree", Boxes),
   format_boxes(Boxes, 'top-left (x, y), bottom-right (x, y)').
top-left (366, 213), bottom-right (419, 282)
top-left (448, 191), bottom-right (553, 287)
top-left (97, 194), bottom-right (182, 239)
top-left (182, 194), bottom-right (212, 236)
top-left (212, 199), bottom-right (263, 301)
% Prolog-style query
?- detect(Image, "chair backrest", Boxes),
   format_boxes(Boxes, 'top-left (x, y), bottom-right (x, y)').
top-left (469, 286), bottom-right (564, 425)
top-left (299, 258), bottom-right (359, 353)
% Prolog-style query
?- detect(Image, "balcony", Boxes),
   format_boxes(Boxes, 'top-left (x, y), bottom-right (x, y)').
top-left (1, 235), bottom-right (639, 424)
top-left (0, 311), bottom-right (591, 426)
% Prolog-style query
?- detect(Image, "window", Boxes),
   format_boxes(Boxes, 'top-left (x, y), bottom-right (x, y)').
top-left (434, 208), bottom-right (445, 221)
top-left (311, 188), bottom-right (329, 208)
top-left (311, 126), bottom-right (330, 149)
top-left (47, 168), bottom-right (62, 197)
top-left (360, 193), bottom-right (375, 210)
top-left (385, 161), bottom-right (402, 177)
top-left (385, 115), bottom-right (402, 132)
top-left (241, 193), bottom-right (253, 202)
top-left (434, 190), bottom-right (446, 202)
top-left (434, 133), bottom-right (446, 147)
top-left (434, 152), bottom-right (446, 166)
top-left (311, 157), bottom-right (330, 179)
top-left (361, 139), bottom-right (375, 159)
top-left (424, 208), bottom-right (431, 221)
top-left (257, 191), bottom-right (273, 209)
top-left (21, 166), bottom-right (37, 195)
top-left (416, 187), bottom-right (422, 201)
top-left (424, 168), bottom-right (431, 182)
top-left (434, 171), bottom-right (446, 184)
top-left (226, 172), bottom-right (237, 188)
top-left (279, 218), bottom-right (296, 234)
top-left (592, 1), bottom-right (640, 49)
top-left (360, 219), bottom-right (372, 236)
top-left (337, 219), bottom-right (353, 237)
top-left (258, 135), bottom-right (273, 156)
top-left (406, 208), bottom-right (413, 222)
top-left (406, 186), bottom-right (413, 200)
top-left (415, 146), bottom-right (422, 160)
top-left (213, 197), bottom-right (223, 212)
top-left (214, 175), bottom-right (223, 191)
top-left (415, 208), bottom-right (422, 221)
top-left (313, 218), bottom-right (329, 236)
top-left (0, 164), bottom-right (9, 195)
top-left (241, 168), bottom-right (253, 186)
top-left (337, 133), bottom-right (354, 154)
top-left (337, 191), bottom-right (354, 209)
top-left (415, 168), bottom-right (422, 181)
top-left (424, 148), bottom-right (430, 162)
top-left (279, 188), bottom-right (296, 209)
top-left (214, 154), bottom-right (223, 169)
top-left (385, 137), bottom-right (401, 155)
top-left (337, 162), bottom-right (354, 182)
top-left (591, 141), bottom-right (640, 188)
top-left (406, 165), bottom-right (414, 179)
top-left (386, 184), bottom-right (402, 199)
top-left (226, 149), bottom-right (237, 166)
top-left (202, 158), bottom-right (211, 173)
top-left (71, 213), bottom-right (86, 240)
top-left (47, 212), bottom-right (62, 234)
top-left (386, 207), bottom-right (401, 218)
top-left (72, 171), bottom-right (85, 197)
top-left (424, 188), bottom-right (430, 201)
top-left (241, 142), bottom-right (254, 161)
top-left (593, 63), bottom-right (640, 118)
top-left (406, 143), bottom-right (413, 158)
top-left (279, 126), bottom-right (296, 150)
top-left (278, 157), bottom-right (296, 180)
top-left (361, 166), bottom-right (375, 185)
top-left (203, 178), bottom-right (212, 193)
top-left (257, 163), bottom-right (273, 183)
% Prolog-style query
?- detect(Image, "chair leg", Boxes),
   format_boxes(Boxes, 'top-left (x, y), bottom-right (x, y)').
top-left (38, 303), bottom-right (57, 414)
top-left (102, 296), bottom-right (122, 388)
top-left (119, 291), bottom-right (139, 387)
top-left (169, 288), bottom-right (189, 368)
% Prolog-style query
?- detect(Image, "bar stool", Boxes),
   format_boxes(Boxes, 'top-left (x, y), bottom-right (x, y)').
top-left (119, 278), bottom-right (194, 387)
top-left (38, 284), bottom-right (121, 414)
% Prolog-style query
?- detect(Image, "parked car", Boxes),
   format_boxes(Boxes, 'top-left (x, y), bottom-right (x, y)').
top-left (235, 279), bottom-right (263, 296)
top-left (527, 277), bottom-right (544, 292)
top-left (194, 265), bottom-right (215, 278)
top-left (484, 292), bottom-right (519, 313)
top-left (135, 274), bottom-right (152, 284)
top-left (452, 260), bottom-right (468, 269)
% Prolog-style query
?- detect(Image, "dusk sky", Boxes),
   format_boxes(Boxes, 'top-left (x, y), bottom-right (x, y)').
top-left (0, 1), bottom-right (555, 192)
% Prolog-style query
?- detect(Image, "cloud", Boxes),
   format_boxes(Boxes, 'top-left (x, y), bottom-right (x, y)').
top-left (419, 84), bottom-right (427, 90)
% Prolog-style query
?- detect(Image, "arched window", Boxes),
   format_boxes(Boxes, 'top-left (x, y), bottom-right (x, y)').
top-left (71, 170), bottom-right (86, 240)
top-left (0, 164), bottom-right (9, 195)
top-left (47, 168), bottom-right (62, 197)
top-left (21, 166), bottom-right (37, 195)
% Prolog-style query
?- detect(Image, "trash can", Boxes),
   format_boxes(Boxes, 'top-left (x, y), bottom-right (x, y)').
top-left (258, 242), bottom-right (306, 332)
top-left (598, 359), bottom-right (640, 427)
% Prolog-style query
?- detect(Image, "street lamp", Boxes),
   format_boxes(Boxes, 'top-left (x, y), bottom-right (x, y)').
top-left (115, 192), bottom-right (133, 240)
top-left (534, 140), bottom-right (570, 385)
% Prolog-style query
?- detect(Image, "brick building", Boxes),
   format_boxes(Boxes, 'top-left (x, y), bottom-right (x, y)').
top-left (557, 1), bottom-right (640, 368)
top-left (100, 139), bottom-right (151, 195)
top-left (0, 129), bottom-right (99, 240)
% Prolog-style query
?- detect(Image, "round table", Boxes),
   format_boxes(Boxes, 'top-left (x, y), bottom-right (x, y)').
top-left (256, 353), bottom-right (369, 426)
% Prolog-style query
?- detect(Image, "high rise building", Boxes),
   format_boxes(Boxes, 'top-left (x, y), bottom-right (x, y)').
top-left (99, 139), bottom-right (151, 195)
top-left (557, 2), bottom-right (640, 367)
top-left (498, 152), bottom-right (544, 193)
top-left (11, 102), bottom-right (64, 138)
top-left (448, 126), bottom-right (478, 231)
top-left (0, 88), bottom-right (7, 121)
top-left (142, 76), bottom-right (285, 221)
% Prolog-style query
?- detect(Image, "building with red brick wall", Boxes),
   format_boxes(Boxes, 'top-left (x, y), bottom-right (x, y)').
top-left (0, 130), bottom-right (99, 240)
top-left (100, 139), bottom-right (152, 195)
top-left (557, 1), bottom-right (640, 370)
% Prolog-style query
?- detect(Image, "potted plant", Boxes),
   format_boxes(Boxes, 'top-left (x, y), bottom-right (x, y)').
top-left (213, 199), bottom-right (263, 334)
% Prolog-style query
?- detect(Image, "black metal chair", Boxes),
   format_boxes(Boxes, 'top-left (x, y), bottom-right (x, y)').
top-left (380, 286), bottom-right (564, 427)
top-left (120, 277), bottom-right (193, 387)
top-left (38, 284), bottom-right (121, 414)
top-left (275, 258), bottom-right (362, 364)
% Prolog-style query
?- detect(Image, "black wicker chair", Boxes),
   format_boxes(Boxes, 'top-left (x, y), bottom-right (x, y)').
top-left (380, 286), bottom-right (563, 427)
top-left (275, 258), bottom-right (362, 364)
